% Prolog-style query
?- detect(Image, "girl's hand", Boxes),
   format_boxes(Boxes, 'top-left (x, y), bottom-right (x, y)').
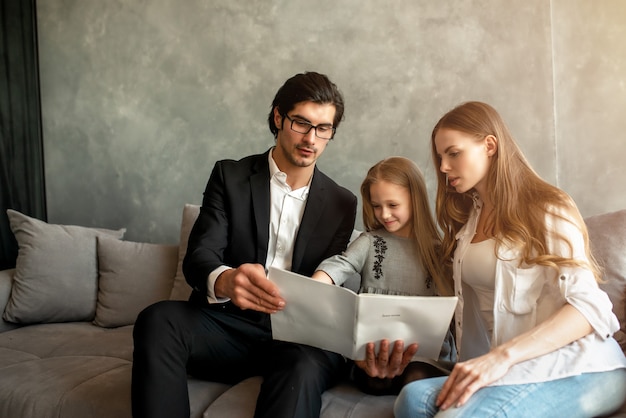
top-left (436, 349), bottom-right (512, 410)
top-left (355, 339), bottom-right (418, 379)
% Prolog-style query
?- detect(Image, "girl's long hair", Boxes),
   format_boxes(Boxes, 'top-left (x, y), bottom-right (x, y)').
top-left (361, 157), bottom-right (453, 295)
top-left (430, 101), bottom-right (601, 280)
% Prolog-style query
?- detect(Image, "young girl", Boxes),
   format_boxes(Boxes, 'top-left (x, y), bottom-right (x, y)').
top-left (394, 102), bottom-right (626, 417)
top-left (312, 156), bottom-right (455, 395)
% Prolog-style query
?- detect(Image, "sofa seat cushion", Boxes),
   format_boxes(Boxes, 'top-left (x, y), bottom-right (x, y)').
top-left (203, 376), bottom-right (396, 418)
top-left (0, 322), bottom-right (134, 360)
top-left (0, 355), bottom-right (131, 418)
top-left (320, 384), bottom-right (396, 418)
top-left (0, 322), bottom-right (231, 418)
top-left (0, 347), bottom-right (39, 368)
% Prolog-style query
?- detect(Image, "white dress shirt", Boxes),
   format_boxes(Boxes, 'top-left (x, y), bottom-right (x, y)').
top-left (205, 149), bottom-right (310, 303)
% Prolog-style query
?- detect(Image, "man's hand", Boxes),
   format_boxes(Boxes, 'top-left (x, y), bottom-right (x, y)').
top-left (214, 263), bottom-right (285, 313)
top-left (355, 339), bottom-right (418, 379)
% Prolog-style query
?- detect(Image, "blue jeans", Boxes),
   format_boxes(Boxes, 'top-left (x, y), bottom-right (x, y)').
top-left (394, 368), bottom-right (626, 418)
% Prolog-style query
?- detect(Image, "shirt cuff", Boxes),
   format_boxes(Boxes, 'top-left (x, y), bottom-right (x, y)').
top-left (207, 265), bottom-right (232, 304)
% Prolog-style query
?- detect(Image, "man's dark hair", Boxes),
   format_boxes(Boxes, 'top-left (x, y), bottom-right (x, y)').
top-left (267, 71), bottom-right (345, 138)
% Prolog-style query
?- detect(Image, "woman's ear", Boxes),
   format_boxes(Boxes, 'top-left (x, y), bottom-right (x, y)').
top-left (485, 135), bottom-right (498, 157)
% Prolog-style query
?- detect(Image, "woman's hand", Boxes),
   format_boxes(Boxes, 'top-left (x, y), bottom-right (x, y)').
top-left (436, 348), bottom-right (512, 410)
top-left (436, 304), bottom-right (594, 410)
top-left (355, 339), bottom-right (419, 379)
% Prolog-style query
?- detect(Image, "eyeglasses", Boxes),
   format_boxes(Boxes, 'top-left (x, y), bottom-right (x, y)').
top-left (283, 114), bottom-right (336, 140)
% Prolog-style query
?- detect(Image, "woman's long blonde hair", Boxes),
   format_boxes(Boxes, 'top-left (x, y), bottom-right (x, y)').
top-left (430, 101), bottom-right (601, 281)
top-left (361, 157), bottom-right (453, 295)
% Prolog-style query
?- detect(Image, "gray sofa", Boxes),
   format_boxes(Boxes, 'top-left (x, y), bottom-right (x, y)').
top-left (0, 204), bottom-right (625, 418)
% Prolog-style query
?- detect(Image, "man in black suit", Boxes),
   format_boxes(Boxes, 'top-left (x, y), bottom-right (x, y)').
top-left (132, 72), bottom-right (357, 418)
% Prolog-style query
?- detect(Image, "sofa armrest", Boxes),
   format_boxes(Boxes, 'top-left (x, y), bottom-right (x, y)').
top-left (0, 269), bottom-right (19, 333)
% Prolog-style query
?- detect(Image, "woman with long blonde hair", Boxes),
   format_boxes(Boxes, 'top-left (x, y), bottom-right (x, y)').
top-left (395, 102), bottom-right (626, 417)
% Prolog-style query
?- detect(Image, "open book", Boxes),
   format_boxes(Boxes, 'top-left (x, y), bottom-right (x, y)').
top-left (268, 267), bottom-right (458, 360)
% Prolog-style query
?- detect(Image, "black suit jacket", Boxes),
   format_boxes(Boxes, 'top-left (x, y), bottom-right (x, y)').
top-left (183, 150), bottom-right (357, 326)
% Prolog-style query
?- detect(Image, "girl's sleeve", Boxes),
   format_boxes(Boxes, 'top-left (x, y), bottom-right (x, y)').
top-left (314, 233), bottom-right (370, 287)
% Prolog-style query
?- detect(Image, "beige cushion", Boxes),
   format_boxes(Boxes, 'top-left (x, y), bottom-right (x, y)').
top-left (3, 209), bottom-right (125, 324)
top-left (585, 209), bottom-right (626, 351)
top-left (169, 204), bottom-right (200, 301)
top-left (94, 236), bottom-right (178, 327)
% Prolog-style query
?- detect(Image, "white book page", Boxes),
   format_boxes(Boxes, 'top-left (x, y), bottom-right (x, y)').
top-left (354, 294), bottom-right (458, 360)
top-left (268, 267), bottom-right (357, 357)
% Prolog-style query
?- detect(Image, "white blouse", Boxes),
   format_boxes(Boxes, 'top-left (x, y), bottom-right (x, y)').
top-left (452, 195), bottom-right (626, 385)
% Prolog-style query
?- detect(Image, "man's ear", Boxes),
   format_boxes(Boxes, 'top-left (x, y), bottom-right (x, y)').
top-left (273, 107), bottom-right (283, 130)
top-left (485, 135), bottom-right (498, 157)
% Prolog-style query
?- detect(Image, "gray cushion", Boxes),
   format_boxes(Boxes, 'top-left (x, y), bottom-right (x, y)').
top-left (586, 209), bottom-right (626, 351)
top-left (94, 236), bottom-right (178, 327)
top-left (3, 209), bottom-right (125, 324)
top-left (169, 204), bottom-right (200, 301)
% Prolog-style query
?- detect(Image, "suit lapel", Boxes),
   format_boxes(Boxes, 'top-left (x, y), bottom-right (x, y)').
top-left (292, 167), bottom-right (326, 270)
top-left (250, 154), bottom-right (270, 263)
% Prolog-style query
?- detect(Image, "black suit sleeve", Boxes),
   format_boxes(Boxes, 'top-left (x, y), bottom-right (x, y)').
top-left (182, 162), bottom-right (230, 295)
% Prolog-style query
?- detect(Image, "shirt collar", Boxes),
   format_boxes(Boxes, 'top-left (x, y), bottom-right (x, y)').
top-left (268, 148), bottom-right (311, 200)
top-left (268, 147), bottom-right (280, 178)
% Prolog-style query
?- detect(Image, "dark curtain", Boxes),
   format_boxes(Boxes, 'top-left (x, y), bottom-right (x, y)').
top-left (0, 0), bottom-right (46, 270)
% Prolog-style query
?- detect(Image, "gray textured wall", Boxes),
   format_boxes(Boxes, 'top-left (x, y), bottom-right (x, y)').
top-left (36, 0), bottom-right (626, 244)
